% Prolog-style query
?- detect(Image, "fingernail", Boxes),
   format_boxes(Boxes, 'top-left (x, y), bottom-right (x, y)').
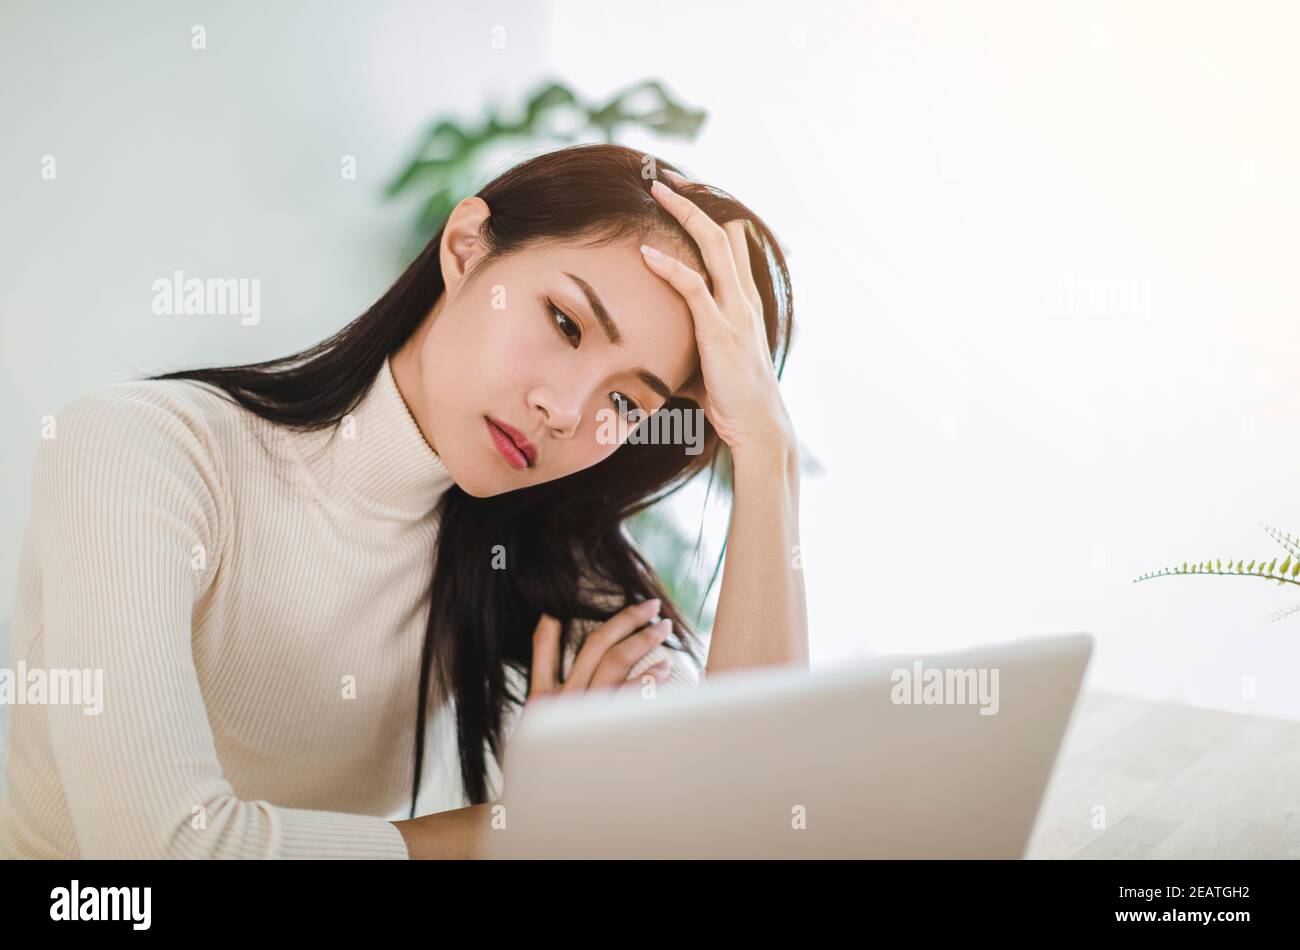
top-left (651, 179), bottom-right (673, 195)
top-left (643, 597), bottom-right (661, 612)
top-left (640, 243), bottom-right (663, 262)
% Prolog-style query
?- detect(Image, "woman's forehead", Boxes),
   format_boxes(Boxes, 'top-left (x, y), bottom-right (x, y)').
top-left (522, 241), bottom-right (699, 373)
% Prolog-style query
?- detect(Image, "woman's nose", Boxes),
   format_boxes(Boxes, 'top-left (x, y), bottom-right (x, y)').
top-left (535, 390), bottom-right (583, 439)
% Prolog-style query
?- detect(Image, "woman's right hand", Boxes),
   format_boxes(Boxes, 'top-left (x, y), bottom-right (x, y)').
top-left (525, 598), bottom-right (674, 712)
top-left (394, 601), bottom-right (675, 859)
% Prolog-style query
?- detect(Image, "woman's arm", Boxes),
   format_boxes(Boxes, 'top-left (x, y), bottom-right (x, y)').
top-left (30, 387), bottom-right (410, 859)
top-left (639, 176), bottom-right (810, 677)
top-left (392, 804), bottom-right (493, 859)
top-left (706, 429), bottom-right (809, 675)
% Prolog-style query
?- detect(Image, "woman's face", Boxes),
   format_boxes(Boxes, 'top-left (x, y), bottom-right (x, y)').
top-left (392, 196), bottom-right (700, 498)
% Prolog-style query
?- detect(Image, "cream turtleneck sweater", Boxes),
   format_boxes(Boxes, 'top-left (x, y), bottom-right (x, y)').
top-left (0, 356), bottom-right (701, 859)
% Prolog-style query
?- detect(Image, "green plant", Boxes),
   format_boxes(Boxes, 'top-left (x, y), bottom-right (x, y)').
top-left (383, 78), bottom-right (708, 258)
top-left (1133, 522), bottom-right (1300, 622)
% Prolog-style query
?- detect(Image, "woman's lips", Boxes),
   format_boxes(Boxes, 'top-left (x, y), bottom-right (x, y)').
top-left (486, 417), bottom-right (536, 470)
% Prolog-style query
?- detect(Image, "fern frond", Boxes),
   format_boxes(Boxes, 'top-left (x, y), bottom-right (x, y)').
top-left (1132, 556), bottom-right (1300, 588)
top-left (1260, 523), bottom-right (1300, 560)
top-left (1266, 600), bottom-right (1300, 623)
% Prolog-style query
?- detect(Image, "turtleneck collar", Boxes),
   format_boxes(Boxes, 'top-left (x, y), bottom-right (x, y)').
top-left (283, 355), bottom-right (458, 520)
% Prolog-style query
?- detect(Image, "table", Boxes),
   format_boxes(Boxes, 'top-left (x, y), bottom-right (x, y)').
top-left (1026, 689), bottom-right (1300, 858)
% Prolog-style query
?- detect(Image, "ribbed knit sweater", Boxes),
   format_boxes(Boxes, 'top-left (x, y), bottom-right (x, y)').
top-left (0, 356), bottom-right (701, 859)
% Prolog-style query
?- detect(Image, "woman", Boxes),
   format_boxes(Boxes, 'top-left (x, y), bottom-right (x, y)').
top-left (0, 143), bottom-right (807, 859)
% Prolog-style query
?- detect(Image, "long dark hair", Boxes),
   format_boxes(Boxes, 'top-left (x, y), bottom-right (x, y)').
top-left (147, 143), bottom-right (794, 813)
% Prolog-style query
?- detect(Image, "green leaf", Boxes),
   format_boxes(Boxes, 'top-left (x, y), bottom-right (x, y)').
top-left (384, 76), bottom-right (709, 254)
top-left (523, 81), bottom-right (579, 126)
top-left (383, 157), bottom-right (456, 199)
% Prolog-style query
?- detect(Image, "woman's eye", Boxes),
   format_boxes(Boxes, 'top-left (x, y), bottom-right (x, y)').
top-left (548, 301), bottom-right (581, 348)
top-left (610, 391), bottom-right (641, 420)
top-left (546, 300), bottom-right (641, 421)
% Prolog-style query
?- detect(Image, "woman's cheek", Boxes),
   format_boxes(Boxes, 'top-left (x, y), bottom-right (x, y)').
top-left (592, 431), bottom-right (623, 466)
top-left (491, 323), bottom-right (551, 375)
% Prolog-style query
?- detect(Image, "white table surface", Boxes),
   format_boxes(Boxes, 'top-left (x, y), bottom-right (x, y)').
top-left (1027, 689), bottom-right (1300, 858)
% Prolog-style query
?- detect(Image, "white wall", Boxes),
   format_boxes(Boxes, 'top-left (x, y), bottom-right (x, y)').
top-left (0, 0), bottom-right (548, 614)
top-left (4, 1), bottom-right (1300, 721)
top-left (547, 0), bottom-right (1300, 718)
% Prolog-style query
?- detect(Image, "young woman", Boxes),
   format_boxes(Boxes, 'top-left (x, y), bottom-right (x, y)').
top-left (0, 143), bottom-right (807, 859)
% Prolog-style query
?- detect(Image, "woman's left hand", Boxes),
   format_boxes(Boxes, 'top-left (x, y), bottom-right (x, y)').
top-left (640, 173), bottom-right (794, 456)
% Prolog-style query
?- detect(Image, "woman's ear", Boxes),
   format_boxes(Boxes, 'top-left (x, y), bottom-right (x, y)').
top-left (440, 196), bottom-right (492, 295)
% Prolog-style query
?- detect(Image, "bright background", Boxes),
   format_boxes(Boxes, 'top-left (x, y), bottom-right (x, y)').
top-left (3, 0), bottom-right (1300, 750)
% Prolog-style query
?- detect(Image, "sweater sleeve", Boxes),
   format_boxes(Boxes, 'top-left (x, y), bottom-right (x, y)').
top-left (31, 387), bottom-right (409, 859)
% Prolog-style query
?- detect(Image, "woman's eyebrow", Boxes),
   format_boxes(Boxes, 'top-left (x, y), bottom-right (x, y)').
top-left (562, 271), bottom-right (621, 344)
top-left (562, 271), bottom-right (673, 401)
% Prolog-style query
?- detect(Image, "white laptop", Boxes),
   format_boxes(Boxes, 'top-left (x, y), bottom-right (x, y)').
top-left (480, 632), bottom-right (1093, 859)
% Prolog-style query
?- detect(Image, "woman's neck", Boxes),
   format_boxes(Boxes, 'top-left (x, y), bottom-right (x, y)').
top-left (391, 300), bottom-right (443, 456)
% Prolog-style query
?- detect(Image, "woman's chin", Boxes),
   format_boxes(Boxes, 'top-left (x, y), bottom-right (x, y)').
top-left (443, 459), bottom-right (513, 499)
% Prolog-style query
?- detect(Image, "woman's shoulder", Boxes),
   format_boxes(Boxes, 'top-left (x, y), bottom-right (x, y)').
top-left (34, 376), bottom-right (245, 497)
top-left (49, 375), bottom-right (242, 449)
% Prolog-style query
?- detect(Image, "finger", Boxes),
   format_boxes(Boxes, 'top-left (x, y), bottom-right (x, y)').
top-left (723, 219), bottom-right (762, 314)
top-left (620, 660), bottom-right (671, 693)
top-left (722, 219), bottom-right (768, 352)
top-left (564, 598), bottom-right (661, 691)
top-left (639, 244), bottom-right (729, 342)
top-left (622, 659), bottom-right (671, 686)
top-left (643, 658), bottom-right (673, 681)
top-left (659, 167), bottom-right (691, 188)
top-left (648, 179), bottom-right (746, 310)
top-left (529, 613), bottom-right (562, 697)
top-left (587, 618), bottom-right (673, 690)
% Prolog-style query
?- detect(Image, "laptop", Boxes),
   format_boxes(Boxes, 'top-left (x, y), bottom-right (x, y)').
top-left (479, 632), bottom-right (1093, 859)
